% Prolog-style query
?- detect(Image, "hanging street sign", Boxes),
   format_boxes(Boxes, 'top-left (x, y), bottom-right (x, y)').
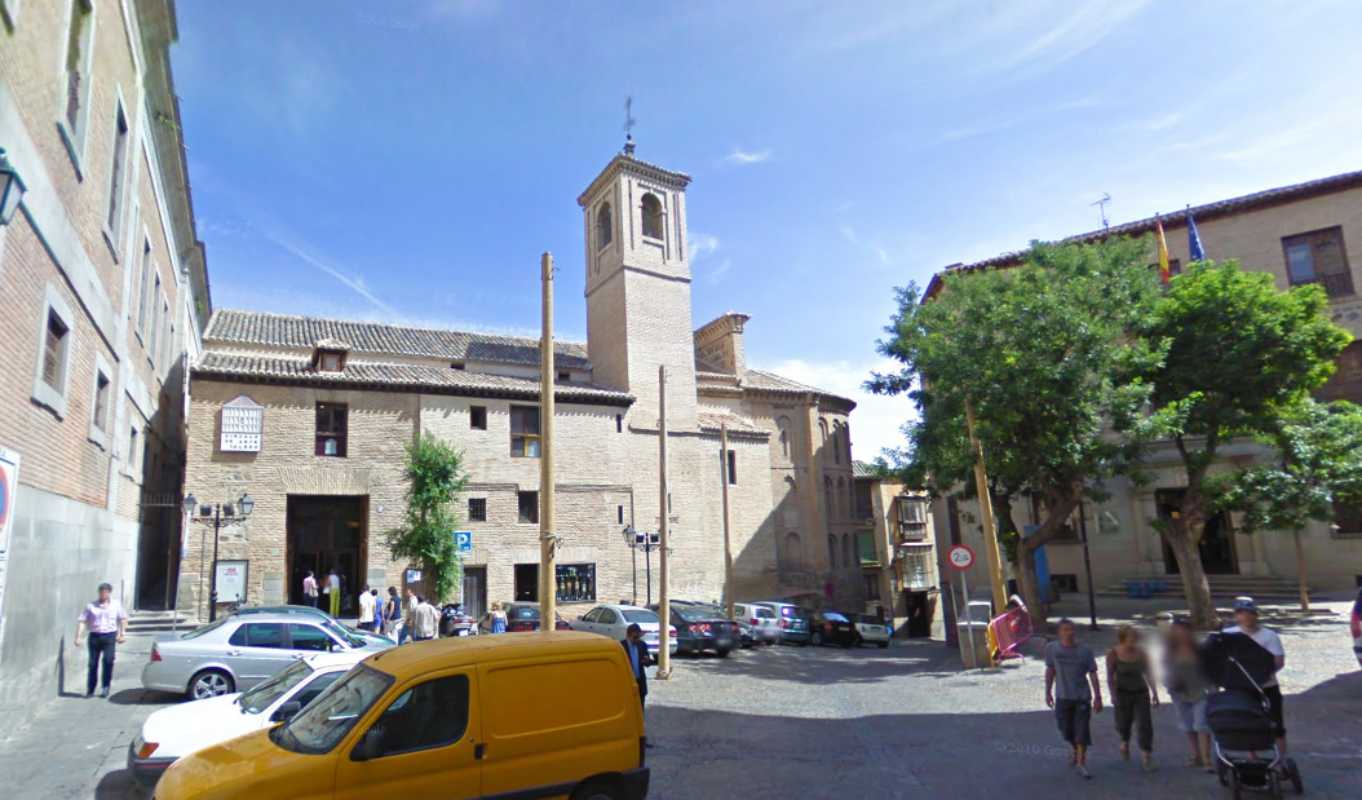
top-left (454, 530), bottom-right (473, 553)
top-left (947, 543), bottom-right (976, 571)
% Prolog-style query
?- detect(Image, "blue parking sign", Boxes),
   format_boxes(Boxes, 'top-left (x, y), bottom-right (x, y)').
top-left (454, 530), bottom-right (473, 553)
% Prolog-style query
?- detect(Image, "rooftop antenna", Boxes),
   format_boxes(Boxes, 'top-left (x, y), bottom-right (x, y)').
top-left (623, 96), bottom-right (637, 156)
top-left (1090, 193), bottom-right (1111, 230)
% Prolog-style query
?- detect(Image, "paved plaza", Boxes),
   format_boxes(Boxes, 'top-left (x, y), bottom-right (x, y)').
top-left (1, 600), bottom-right (1358, 799)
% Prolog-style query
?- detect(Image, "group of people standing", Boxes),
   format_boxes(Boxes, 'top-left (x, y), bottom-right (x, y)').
top-left (1043, 598), bottom-right (1286, 780)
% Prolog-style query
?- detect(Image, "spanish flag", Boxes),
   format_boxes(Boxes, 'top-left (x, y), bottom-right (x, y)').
top-left (1155, 214), bottom-right (1171, 285)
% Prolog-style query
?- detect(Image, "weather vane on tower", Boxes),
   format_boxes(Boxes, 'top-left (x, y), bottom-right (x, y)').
top-left (623, 96), bottom-right (637, 155)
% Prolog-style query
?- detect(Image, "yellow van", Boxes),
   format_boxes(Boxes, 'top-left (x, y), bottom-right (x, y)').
top-left (153, 631), bottom-right (649, 800)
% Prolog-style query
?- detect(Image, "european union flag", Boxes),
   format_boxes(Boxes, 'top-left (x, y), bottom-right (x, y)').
top-left (1187, 207), bottom-right (1206, 261)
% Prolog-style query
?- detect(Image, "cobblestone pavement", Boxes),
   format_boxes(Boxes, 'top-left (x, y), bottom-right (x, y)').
top-left (1, 600), bottom-right (1358, 798)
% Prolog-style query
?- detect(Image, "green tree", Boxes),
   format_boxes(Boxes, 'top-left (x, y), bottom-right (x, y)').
top-left (1219, 399), bottom-right (1362, 610)
top-left (385, 433), bottom-right (469, 604)
top-left (1142, 261), bottom-right (1352, 626)
top-left (870, 238), bottom-right (1164, 621)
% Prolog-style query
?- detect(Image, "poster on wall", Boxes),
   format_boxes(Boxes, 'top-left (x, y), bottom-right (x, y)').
top-left (214, 559), bottom-right (249, 604)
top-left (220, 395), bottom-right (264, 452)
top-left (0, 448), bottom-right (21, 653)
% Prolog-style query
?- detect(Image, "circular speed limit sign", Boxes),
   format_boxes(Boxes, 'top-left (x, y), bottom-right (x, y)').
top-left (947, 544), bottom-right (976, 571)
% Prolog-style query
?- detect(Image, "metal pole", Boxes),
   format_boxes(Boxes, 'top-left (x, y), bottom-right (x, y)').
top-left (631, 539), bottom-right (638, 606)
top-left (645, 543), bottom-right (652, 607)
top-left (960, 568), bottom-right (976, 669)
top-left (1078, 500), bottom-right (1098, 630)
top-left (539, 252), bottom-right (557, 626)
top-left (656, 366), bottom-right (671, 679)
top-left (964, 399), bottom-right (1007, 614)
top-left (208, 505), bottom-right (221, 622)
top-left (720, 423), bottom-right (735, 621)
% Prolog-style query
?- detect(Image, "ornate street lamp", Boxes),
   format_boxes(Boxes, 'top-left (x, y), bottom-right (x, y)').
top-left (0, 148), bottom-right (28, 226)
top-left (184, 491), bottom-right (255, 621)
top-left (622, 525), bottom-right (661, 606)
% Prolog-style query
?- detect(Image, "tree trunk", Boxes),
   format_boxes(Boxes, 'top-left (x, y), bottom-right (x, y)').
top-left (1293, 529), bottom-right (1310, 611)
top-left (1162, 523), bottom-right (1217, 628)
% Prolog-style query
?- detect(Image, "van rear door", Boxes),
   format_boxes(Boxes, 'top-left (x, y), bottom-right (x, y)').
top-left (478, 652), bottom-right (639, 796)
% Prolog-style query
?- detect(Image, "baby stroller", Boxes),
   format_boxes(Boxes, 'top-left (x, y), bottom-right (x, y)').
top-left (1200, 632), bottom-right (1303, 798)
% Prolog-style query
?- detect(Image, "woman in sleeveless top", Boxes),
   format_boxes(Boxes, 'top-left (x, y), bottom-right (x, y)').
top-left (1106, 624), bottom-right (1159, 770)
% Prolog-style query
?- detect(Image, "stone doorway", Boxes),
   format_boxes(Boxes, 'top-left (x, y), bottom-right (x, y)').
top-left (286, 495), bottom-right (368, 614)
top-left (1156, 488), bottom-right (1237, 575)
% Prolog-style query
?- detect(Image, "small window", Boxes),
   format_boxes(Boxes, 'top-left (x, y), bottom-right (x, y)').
top-left (59, 0), bottom-right (95, 162)
top-left (828, 534), bottom-right (837, 568)
top-left (510, 405), bottom-right (540, 458)
top-left (641, 192), bottom-right (663, 239)
top-left (318, 351), bottom-right (343, 372)
top-left (148, 275), bottom-right (162, 360)
top-left (555, 563), bottom-right (595, 603)
top-left (41, 310), bottom-right (70, 390)
top-left (1283, 227), bottom-right (1353, 297)
top-left (316, 402), bottom-right (348, 457)
top-left (289, 624), bottom-right (332, 652)
top-left (229, 623), bottom-right (287, 649)
top-left (106, 103), bottom-right (129, 239)
top-left (468, 498), bottom-right (487, 522)
top-left (451, 362), bottom-right (465, 371)
top-left (518, 490), bottom-right (538, 524)
top-left (596, 203), bottom-right (613, 248)
top-left (137, 242), bottom-right (152, 335)
top-left (725, 449), bottom-right (737, 485)
top-left (128, 427), bottom-right (139, 468)
top-left (470, 405), bottom-right (487, 430)
top-left (1333, 502), bottom-right (1362, 536)
top-left (615, 414), bottom-right (623, 433)
top-left (92, 370), bottom-right (110, 433)
top-left (362, 674), bottom-right (469, 759)
top-left (617, 505), bottom-right (624, 524)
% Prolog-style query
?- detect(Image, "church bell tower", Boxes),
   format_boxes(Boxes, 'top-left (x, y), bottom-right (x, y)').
top-left (578, 139), bottom-right (697, 428)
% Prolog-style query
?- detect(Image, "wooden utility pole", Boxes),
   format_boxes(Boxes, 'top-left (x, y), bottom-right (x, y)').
top-left (656, 366), bottom-right (672, 679)
top-left (539, 252), bottom-right (557, 627)
top-left (964, 399), bottom-right (1007, 614)
top-left (720, 423), bottom-right (735, 620)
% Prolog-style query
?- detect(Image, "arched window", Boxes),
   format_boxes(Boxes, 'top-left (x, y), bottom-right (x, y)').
top-left (836, 476), bottom-right (846, 519)
top-left (641, 193), bottom-right (663, 239)
top-left (832, 421), bottom-right (843, 464)
top-left (842, 533), bottom-right (854, 569)
top-left (828, 534), bottom-right (837, 569)
top-left (776, 416), bottom-right (791, 459)
top-left (823, 476), bottom-right (834, 521)
top-left (819, 417), bottom-right (829, 457)
top-left (596, 203), bottom-right (613, 248)
top-left (782, 531), bottom-right (803, 572)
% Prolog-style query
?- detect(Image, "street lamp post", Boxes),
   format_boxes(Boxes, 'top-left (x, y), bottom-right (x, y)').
top-left (183, 492), bottom-right (254, 622)
top-left (622, 526), bottom-right (661, 606)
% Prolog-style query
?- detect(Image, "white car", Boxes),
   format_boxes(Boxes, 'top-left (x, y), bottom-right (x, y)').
top-left (127, 651), bottom-right (366, 786)
top-left (734, 602), bottom-right (780, 645)
top-left (853, 614), bottom-right (892, 648)
top-left (570, 603), bottom-right (677, 657)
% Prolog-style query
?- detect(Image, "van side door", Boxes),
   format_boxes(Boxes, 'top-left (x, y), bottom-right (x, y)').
top-left (332, 668), bottom-right (482, 800)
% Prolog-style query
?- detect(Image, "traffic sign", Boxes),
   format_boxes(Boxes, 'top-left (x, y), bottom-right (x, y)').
top-left (454, 530), bottom-right (473, 553)
top-left (948, 544), bottom-right (975, 571)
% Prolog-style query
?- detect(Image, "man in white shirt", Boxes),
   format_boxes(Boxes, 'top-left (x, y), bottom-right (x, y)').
top-left (74, 582), bottom-right (128, 699)
top-left (413, 595), bottom-right (440, 641)
top-left (357, 585), bottom-right (376, 630)
top-left (1225, 597), bottom-right (1287, 754)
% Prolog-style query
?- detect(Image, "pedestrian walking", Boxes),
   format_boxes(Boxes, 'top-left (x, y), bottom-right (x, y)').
top-left (1224, 598), bottom-right (1287, 756)
top-left (1163, 619), bottom-right (1214, 771)
top-left (301, 570), bottom-right (319, 608)
top-left (489, 601), bottom-right (508, 634)
top-left (1044, 618), bottom-right (1104, 779)
top-left (412, 595), bottom-right (439, 642)
top-left (623, 623), bottom-right (651, 707)
top-left (325, 566), bottom-right (341, 618)
top-left (74, 582), bottom-right (128, 699)
top-left (370, 588), bottom-right (383, 632)
top-left (401, 587), bottom-right (419, 644)
top-left (383, 586), bottom-right (403, 639)
top-left (358, 585), bottom-right (375, 630)
top-left (1106, 624), bottom-right (1159, 771)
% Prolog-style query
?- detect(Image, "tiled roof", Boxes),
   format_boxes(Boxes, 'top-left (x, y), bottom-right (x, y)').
top-left (696, 409), bottom-right (766, 436)
top-left (205, 309), bottom-right (592, 370)
top-left (192, 352), bottom-right (632, 406)
top-left (927, 168), bottom-right (1362, 297)
top-left (852, 460), bottom-right (882, 479)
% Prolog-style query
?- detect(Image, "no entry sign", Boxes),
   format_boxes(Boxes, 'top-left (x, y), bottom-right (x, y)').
top-left (948, 544), bottom-right (976, 571)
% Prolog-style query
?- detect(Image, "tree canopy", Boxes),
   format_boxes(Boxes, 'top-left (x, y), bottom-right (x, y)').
top-left (385, 433), bottom-right (469, 604)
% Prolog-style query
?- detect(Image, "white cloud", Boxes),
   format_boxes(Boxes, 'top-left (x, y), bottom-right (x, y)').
top-left (758, 357), bottom-right (915, 462)
top-left (259, 227), bottom-right (399, 317)
top-left (706, 258), bottom-right (732, 285)
top-left (723, 148), bottom-right (773, 165)
top-left (838, 224), bottom-right (891, 265)
top-left (984, 1), bottom-right (1150, 75)
top-left (689, 232), bottom-right (721, 262)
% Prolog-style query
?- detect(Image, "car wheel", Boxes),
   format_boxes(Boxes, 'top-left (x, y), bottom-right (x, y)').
top-left (811, 631), bottom-right (823, 647)
top-left (188, 668), bottom-right (234, 700)
top-left (571, 778), bottom-right (624, 800)
top-left (849, 635), bottom-right (862, 648)
top-left (717, 648), bottom-right (731, 658)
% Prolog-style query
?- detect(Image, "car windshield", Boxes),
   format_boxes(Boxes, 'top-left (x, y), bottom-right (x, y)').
top-left (323, 620), bottom-right (365, 648)
top-left (822, 612), bottom-right (849, 622)
top-left (275, 664), bottom-right (393, 754)
top-left (508, 606), bottom-right (539, 620)
top-left (622, 609), bottom-right (658, 624)
top-left (755, 608), bottom-right (775, 619)
top-left (675, 606), bottom-right (720, 622)
top-left (239, 659), bottom-right (314, 715)
top-left (178, 618), bottom-right (230, 640)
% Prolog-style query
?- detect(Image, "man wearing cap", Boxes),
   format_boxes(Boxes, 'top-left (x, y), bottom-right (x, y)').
top-left (74, 582), bottom-right (128, 698)
top-left (1225, 598), bottom-right (1287, 754)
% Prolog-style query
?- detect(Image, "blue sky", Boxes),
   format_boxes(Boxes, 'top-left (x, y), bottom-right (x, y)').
top-left (173, 0), bottom-right (1362, 460)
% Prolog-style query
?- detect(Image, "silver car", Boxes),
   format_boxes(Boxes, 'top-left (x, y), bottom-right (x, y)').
top-left (141, 613), bottom-right (392, 699)
top-left (569, 603), bottom-right (677, 657)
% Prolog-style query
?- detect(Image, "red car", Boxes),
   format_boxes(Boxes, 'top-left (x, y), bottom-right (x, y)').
top-left (480, 602), bottom-right (571, 633)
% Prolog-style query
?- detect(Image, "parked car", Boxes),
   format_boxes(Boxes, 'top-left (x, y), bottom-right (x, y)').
top-left (439, 603), bottom-right (478, 637)
top-left (809, 610), bottom-right (859, 647)
top-left (141, 613), bottom-right (392, 699)
top-left (234, 604), bottom-right (395, 647)
top-left (152, 632), bottom-right (650, 800)
top-left (734, 602), bottom-right (780, 645)
top-left (654, 603), bottom-right (736, 657)
top-left (852, 614), bottom-right (892, 648)
top-left (756, 601), bottom-right (812, 645)
top-left (570, 603), bottom-right (677, 657)
top-left (127, 650), bottom-right (366, 786)
top-left (478, 602), bottom-right (572, 633)
top-left (689, 604), bottom-right (747, 648)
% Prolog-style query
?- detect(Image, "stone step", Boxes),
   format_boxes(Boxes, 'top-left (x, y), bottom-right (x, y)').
top-left (1098, 576), bottom-right (1305, 600)
top-left (127, 610), bottom-right (193, 633)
